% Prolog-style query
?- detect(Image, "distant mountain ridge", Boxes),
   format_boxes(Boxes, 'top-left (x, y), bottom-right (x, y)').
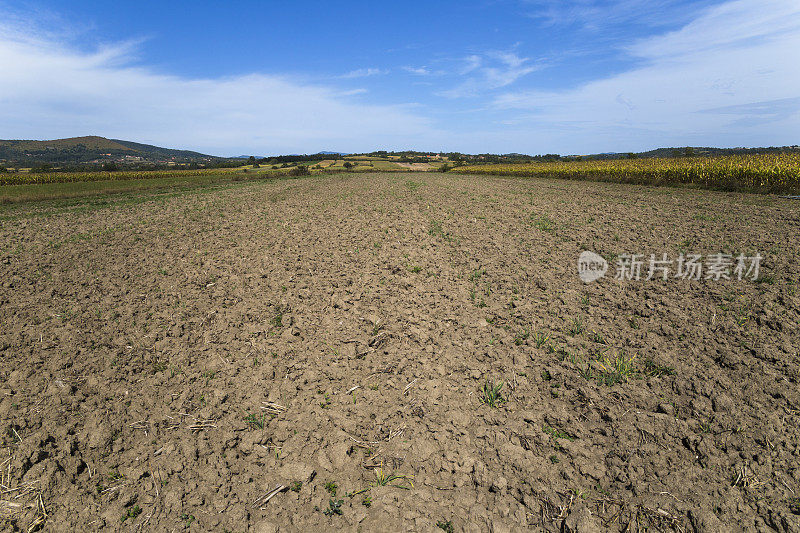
top-left (0, 135), bottom-right (215, 166)
top-left (109, 138), bottom-right (212, 160)
top-left (1, 136), bottom-right (132, 152)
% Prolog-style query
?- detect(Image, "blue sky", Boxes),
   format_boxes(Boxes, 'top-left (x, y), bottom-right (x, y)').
top-left (0, 0), bottom-right (798, 155)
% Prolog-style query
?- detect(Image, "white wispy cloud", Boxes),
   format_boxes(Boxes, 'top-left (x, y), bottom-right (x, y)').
top-left (627, 0), bottom-right (800, 57)
top-left (438, 50), bottom-right (543, 98)
top-left (0, 19), bottom-right (435, 155)
top-left (403, 66), bottom-right (432, 75)
top-left (493, 0), bottom-right (800, 152)
top-left (337, 88), bottom-right (369, 96)
top-left (525, 0), bottom-right (718, 30)
top-left (482, 52), bottom-right (542, 88)
top-left (339, 67), bottom-right (387, 79)
top-left (460, 55), bottom-right (482, 75)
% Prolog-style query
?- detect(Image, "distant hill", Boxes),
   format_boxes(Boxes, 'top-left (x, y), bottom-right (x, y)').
top-left (586, 146), bottom-right (800, 160)
top-left (110, 138), bottom-right (212, 160)
top-left (0, 135), bottom-right (133, 152)
top-left (0, 136), bottom-right (216, 167)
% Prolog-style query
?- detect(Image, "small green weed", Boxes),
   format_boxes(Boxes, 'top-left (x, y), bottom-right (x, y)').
top-left (270, 307), bottom-right (285, 328)
top-left (590, 330), bottom-right (607, 344)
top-left (323, 499), bottom-right (343, 516)
top-left (374, 466), bottom-right (414, 488)
top-left (121, 505), bottom-right (141, 523)
top-left (436, 520), bottom-right (455, 532)
top-left (642, 359), bottom-right (676, 377)
top-left (597, 352), bottom-right (637, 386)
top-left (324, 481), bottom-right (338, 497)
top-left (532, 215), bottom-right (555, 231)
top-left (479, 380), bottom-right (506, 408)
top-left (568, 317), bottom-right (584, 336)
top-left (428, 220), bottom-right (444, 237)
top-left (469, 268), bottom-right (486, 281)
top-left (244, 411), bottom-right (266, 429)
top-left (319, 393), bottom-right (332, 408)
top-left (543, 425), bottom-right (576, 441)
top-left (533, 331), bottom-right (550, 348)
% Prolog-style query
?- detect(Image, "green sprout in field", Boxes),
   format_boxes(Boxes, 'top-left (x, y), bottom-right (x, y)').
top-left (437, 520), bottom-right (455, 532)
top-left (373, 464), bottom-right (414, 489)
top-left (568, 317), bottom-right (584, 336)
top-left (479, 380), bottom-right (506, 408)
top-left (244, 411), bottom-right (266, 429)
top-left (532, 215), bottom-right (555, 232)
top-left (120, 505), bottom-right (142, 523)
top-left (533, 330), bottom-right (550, 348)
top-left (596, 351), bottom-right (637, 386)
top-left (543, 424), bottom-right (576, 441)
top-left (324, 481), bottom-right (338, 496)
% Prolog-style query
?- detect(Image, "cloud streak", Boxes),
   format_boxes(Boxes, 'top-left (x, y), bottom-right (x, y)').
top-left (339, 68), bottom-right (387, 79)
top-left (524, 0), bottom-right (718, 31)
top-left (438, 50), bottom-right (544, 98)
top-left (403, 66), bottom-right (433, 75)
top-left (493, 0), bottom-right (800, 152)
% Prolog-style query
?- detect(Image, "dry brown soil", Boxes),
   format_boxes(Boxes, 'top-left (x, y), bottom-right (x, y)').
top-left (1, 172), bottom-right (799, 532)
top-left (395, 163), bottom-right (438, 171)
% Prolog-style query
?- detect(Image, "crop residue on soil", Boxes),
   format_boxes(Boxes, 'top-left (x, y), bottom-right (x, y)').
top-left (1, 172), bottom-right (799, 531)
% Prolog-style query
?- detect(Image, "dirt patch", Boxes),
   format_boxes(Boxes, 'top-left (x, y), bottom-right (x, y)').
top-left (395, 162), bottom-right (437, 171)
top-left (1, 172), bottom-right (799, 531)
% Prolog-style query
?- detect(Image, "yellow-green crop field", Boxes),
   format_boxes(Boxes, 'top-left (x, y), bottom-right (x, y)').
top-left (0, 167), bottom-right (241, 186)
top-left (0, 158), bottom-right (412, 188)
top-left (451, 153), bottom-right (800, 194)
